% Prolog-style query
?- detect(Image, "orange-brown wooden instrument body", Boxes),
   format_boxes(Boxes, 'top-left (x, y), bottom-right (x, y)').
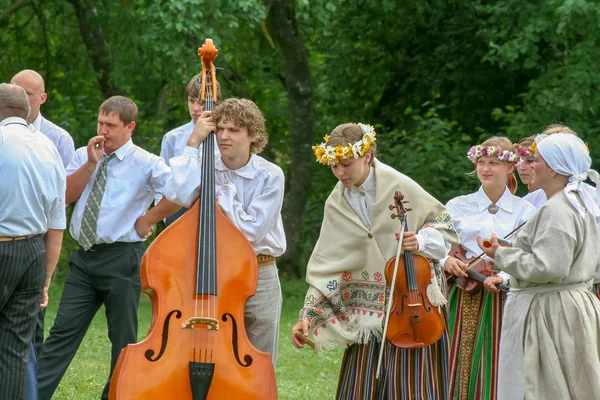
top-left (109, 204), bottom-right (277, 399)
top-left (383, 192), bottom-right (444, 349)
top-left (109, 38), bottom-right (277, 400)
top-left (450, 246), bottom-right (492, 294)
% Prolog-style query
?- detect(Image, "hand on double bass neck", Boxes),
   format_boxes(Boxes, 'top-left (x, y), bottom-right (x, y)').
top-left (187, 110), bottom-right (216, 148)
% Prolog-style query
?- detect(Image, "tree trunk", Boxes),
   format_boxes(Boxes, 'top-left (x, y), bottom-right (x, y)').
top-left (69, 0), bottom-right (120, 98)
top-left (265, 0), bottom-right (315, 276)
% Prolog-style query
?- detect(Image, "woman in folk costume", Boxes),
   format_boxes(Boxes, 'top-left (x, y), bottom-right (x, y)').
top-left (516, 125), bottom-right (600, 298)
top-left (478, 133), bottom-right (600, 400)
top-left (291, 123), bottom-right (458, 400)
top-left (442, 136), bottom-right (536, 400)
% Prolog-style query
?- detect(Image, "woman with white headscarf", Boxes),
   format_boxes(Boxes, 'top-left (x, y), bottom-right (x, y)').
top-left (477, 133), bottom-right (600, 400)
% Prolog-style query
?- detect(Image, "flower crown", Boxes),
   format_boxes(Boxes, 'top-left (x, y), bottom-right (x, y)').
top-left (313, 123), bottom-right (376, 165)
top-left (467, 144), bottom-right (520, 164)
top-left (529, 133), bottom-right (548, 154)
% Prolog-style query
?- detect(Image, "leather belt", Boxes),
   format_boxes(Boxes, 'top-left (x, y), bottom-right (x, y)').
top-left (257, 254), bottom-right (275, 267)
top-left (0, 234), bottom-right (40, 242)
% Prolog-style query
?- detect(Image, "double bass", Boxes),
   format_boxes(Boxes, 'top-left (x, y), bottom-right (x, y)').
top-left (109, 39), bottom-right (277, 399)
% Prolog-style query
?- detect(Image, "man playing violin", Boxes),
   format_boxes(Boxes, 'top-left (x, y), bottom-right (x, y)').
top-left (442, 136), bottom-right (535, 400)
top-left (291, 123), bottom-right (458, 399)
top-left (165, 97), bottom-right (286, 368)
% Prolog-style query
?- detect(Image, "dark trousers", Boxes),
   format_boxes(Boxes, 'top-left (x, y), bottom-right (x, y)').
top-left (37, 242), bottom-right (144, 400)
top-left (164, 206), bottom-right (188, 226)
top-left (0, 236), bottom-right (45, 400)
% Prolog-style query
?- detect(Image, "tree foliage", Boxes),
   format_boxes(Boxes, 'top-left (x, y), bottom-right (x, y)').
top-left (1, 0), bottom-right (599, 275)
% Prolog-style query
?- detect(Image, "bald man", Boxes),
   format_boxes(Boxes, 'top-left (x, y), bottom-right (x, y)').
top-left (11, 70), bottom-right (75, 167)
top-left (0, 83), bottom-right (65, 400)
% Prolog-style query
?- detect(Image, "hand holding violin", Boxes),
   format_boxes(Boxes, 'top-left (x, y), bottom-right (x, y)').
top-left (394, 231), bottom-right (419, 252)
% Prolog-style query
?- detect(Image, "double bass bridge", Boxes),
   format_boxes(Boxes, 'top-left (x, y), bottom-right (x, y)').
top-left (182, 317), bottom-right (220, 331)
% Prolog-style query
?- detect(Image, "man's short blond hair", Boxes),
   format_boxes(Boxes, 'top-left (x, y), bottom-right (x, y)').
top-left (213, 98), bottom-right (267, 154)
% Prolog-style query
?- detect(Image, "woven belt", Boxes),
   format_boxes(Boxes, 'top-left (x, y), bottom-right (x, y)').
top-left (0, 234), bottom-right (39, 242)
top-left (257, 254), bottom-right (275, 267)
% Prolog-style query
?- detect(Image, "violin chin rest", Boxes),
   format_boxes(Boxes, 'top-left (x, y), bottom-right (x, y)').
top-left (386, 332), bottom-right (427, 349)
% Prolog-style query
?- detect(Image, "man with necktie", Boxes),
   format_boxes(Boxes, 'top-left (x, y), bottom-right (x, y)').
top-left (37, 96), bottom-right (180, 400)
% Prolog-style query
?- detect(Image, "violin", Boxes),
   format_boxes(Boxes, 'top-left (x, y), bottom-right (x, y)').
top-left (109, 39), bottom-right (277, 399)
top-left (380, 192), bottom-right (445, 350)
top-left (450, 246), bottom-right (508, 294)
top-left (449, 225), bottom-right (523, 294)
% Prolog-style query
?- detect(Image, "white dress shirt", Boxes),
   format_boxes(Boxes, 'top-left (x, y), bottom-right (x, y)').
top-left (343, 166), bottom-right (447, 260)
top-left (32, 113), bottom-right (75, 168)
top-left (166, 146), bottom-right (286, 257)
top-left (443, 186), bottom-right (536, 283)
top-left (0, 117), bottom-right (66, 236)
top-left (68, 139), bottom-right (171, 244)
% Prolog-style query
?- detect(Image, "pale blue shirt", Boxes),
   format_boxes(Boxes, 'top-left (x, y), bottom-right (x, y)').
top-left (159, 120), bottom-right (219, 166)
top-left (68, 139), bottom-right (171, 245)
top-left (32, 113), bottom-right (75, 167)
top-left (443, 186), bottom-right (536, 283)
top-left (0, 117), bottom-right (66, 236)
top-left (166, 146), bottom-right (286, 257)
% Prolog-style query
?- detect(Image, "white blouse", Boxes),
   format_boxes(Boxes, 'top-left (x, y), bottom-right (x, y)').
top-left (166, 146), bottom-right (286, 257)
top-left (443, 186), bottom-right (537, 283)
top-left (523, 189), bottom-right (547, 210)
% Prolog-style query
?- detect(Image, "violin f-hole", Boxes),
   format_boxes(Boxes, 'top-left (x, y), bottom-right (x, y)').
top-left (222, 313), bottom-right (253, 367)
top-left (144, 309), bottom-right (182, 362)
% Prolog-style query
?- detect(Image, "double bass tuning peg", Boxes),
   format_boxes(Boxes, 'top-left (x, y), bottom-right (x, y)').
top-left (388, 205), bottom-right (395, 211)
top-left (391, 214), bottom-right (399, 219)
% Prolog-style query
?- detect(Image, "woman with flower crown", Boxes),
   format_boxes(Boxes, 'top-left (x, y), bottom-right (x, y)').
top-left (291, 122), bottom-right (458, 399)
top-left (514, 136), bottom-right (547, 209)
top-left (477, 133), bottom-right (600, 399)
top-left (442, 136), bottom-right (536, 400)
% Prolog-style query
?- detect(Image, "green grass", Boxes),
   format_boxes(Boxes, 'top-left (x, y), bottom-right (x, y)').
top-left (45, 277), bottom-right (343, 399)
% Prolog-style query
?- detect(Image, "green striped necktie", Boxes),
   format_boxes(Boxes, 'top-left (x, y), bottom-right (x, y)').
top-left (79, 153), bottom-right (116, 250)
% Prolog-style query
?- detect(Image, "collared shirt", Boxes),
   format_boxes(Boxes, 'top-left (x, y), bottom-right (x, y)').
top-left (443, 186), bottom-right (536, 282)
top-left (32, 113), bottom-right (75, 167)
top-left (0, 117), bottom-right (66, 236)
top-left (342, 166), bottom-right (444, 258)
top-left (343, 167), bottom-right (376, 230)
top-left (166, 146), bottom-right (286, 257)
top-left (160, 121), bottom-right (219, 166)
top-left (68, 139), bottom-right (171, 245)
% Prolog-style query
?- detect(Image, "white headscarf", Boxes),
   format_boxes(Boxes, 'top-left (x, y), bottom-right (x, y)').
top-left (537, 133), bottom-right (600, 224)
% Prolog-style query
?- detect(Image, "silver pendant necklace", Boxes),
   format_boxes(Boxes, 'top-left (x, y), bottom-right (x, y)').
top-left (488, 204), bottom-right (499, 214)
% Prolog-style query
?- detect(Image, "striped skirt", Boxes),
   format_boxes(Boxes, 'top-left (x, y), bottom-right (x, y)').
top-left (447, 285), bottom-right (504, 400)
top-left (336, 331), bottom-right (449, 399)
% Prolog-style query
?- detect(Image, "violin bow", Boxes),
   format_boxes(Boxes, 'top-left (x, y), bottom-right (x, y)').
top-left (375, 201), bottom-right (407, 379)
